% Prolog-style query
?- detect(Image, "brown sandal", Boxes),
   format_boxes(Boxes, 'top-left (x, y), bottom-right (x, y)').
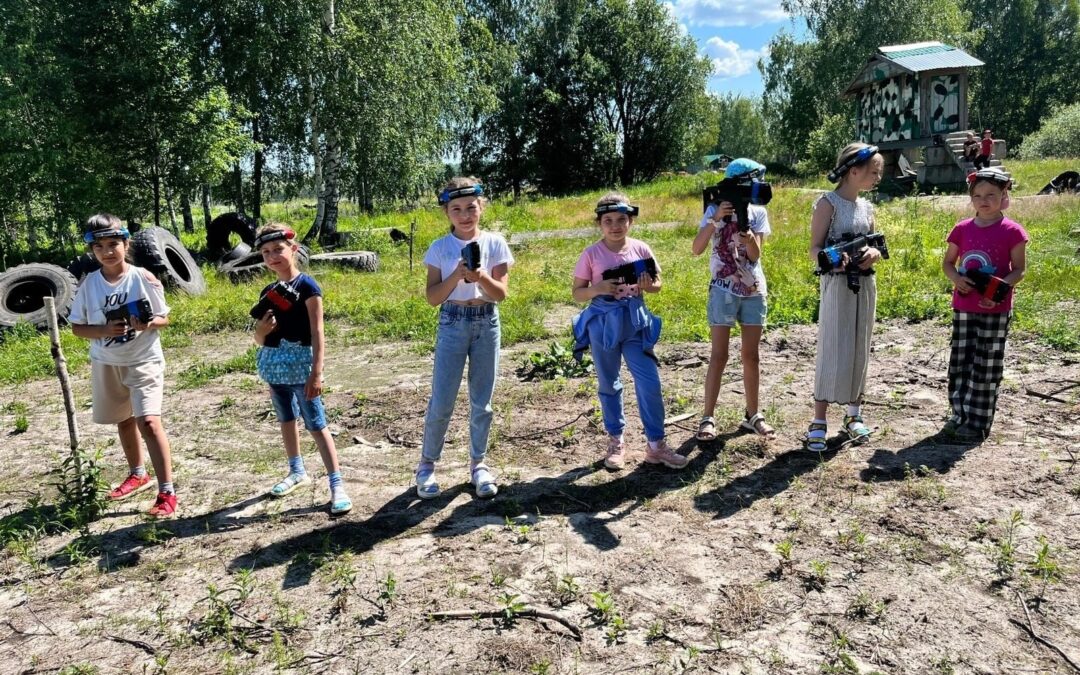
top-left (740, 412), bottom-right (776, 440)
top-left (696, 416), bottom-right (717, 442)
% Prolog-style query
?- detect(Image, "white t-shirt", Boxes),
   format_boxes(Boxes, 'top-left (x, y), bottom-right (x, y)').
top-left (68, 265), bottom-right (171, 365)
top-left (699, 204), bottom-right (771, 297)
top-left (423, 231), bottom-right (514, 303)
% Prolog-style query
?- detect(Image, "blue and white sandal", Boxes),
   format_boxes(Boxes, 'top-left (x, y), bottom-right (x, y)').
top-left (843, 415), bottom-right (873, 444)
top-left (330, 487), bottom-right (353, 515)
top-left (270, 472), bottom-right (311, 497)
top-left (415, 461), bottom-right (440, 499)
top-left (471, 463), bottom-right (498, 499)
top-left (803, 422), bottom-right (828, 453)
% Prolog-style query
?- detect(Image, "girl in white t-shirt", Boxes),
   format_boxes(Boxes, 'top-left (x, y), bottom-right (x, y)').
top-left (415, 177), bottom-right (513, 500)
top-left (68, 213), bottom-right (178, 518)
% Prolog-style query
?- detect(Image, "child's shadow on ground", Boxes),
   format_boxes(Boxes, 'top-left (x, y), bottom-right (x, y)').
top-left (860, 430), bottom-right (983, 482)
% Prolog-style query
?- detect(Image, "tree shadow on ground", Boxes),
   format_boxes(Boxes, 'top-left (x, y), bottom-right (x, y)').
top-left (692, 433), bottom-right (848, 519)
top-left (860, 430), bottom-right (983, 482)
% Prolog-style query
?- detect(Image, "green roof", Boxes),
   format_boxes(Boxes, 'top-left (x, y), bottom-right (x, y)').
top-left (883, 44), bottom-right (952, 59)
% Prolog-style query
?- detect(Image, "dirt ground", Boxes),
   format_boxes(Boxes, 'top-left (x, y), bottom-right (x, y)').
top-left (1, 316), bottom-right (1078, 674)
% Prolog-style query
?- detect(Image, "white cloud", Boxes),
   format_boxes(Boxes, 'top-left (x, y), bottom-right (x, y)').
top-left (662, 2), bottom-right (690, 36)
top-left (670, 0), bottom-right (787, 27)
top-left (703, 37), bottom-right (768, 79)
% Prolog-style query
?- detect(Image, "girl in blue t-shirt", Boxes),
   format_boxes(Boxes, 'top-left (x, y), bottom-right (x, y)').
top-left (253, 223), bottom-right (351, 515)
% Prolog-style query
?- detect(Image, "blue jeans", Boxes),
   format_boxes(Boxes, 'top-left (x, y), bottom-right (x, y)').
top-left (421, 303), bottom-right (501, 463)
top-left (588, 308), bottom-right (666, 442)
top-left (269, 383), bottom-right (328, 432)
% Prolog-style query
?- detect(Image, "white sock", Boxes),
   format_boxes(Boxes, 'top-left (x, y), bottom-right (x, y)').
top-left (847, 404), bottom-right (860, 417)
top-left (813, 418), bottom-right (827, 426)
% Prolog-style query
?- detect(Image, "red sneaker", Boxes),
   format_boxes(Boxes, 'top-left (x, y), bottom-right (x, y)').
top-left (147, 492), bottom-right (177, 519)
top-left (108, 473), bottom-right (153, 501)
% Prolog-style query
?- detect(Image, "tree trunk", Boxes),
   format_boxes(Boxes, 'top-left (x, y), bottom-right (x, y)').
top-left (181, 191), bottom-right (194, 232)
top-left (153, 165), bottom-right (162, 229)
top-left (201, 184), bottom-right (212, 228)
top-left (164, 182), bottom-right (178, 234)
top-left (233, 162), bottom-right (245, 215)
top-left (319, 133), bottom-right (341, 246)
top-left (253, 116), bottom-right (263, 221)
top-left (24, 195), bottom-right (37, 251)
top-left (305, 81), bottom-right (325, 245)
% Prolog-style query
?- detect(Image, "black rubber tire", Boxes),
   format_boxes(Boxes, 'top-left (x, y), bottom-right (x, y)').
top-left (218, 242), bottom-right (251, 265)
top-left (131, 227), bottom-right (207, 295)
top-left (66, 253), bottom-right (102, 283)
top-left (217, 245), bottom-right (309, 282)
top-left (310, 250), bottom-right (380, 272)
top-left (205, 212), bottom-right (256, 257)
top-left (0, 263), bottom-right (78, 329)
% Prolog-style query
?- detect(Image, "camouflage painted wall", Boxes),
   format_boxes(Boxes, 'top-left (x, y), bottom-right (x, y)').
top-left (856, 74), bottom-right (919, 143)
top-left (929, 74), bottom-right (961, 133)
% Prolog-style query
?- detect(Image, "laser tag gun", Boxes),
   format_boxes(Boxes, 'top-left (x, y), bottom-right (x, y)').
top-left (602, 257), bottom-right (659, 286)
top-left (816, 232), bottom-right (890, 294)
top-left (963, 268), bottom-right (1011, 303)
top-left (702, 176), bottom-right (773, 233)
top-left (104, 299), bottom-right (153, 343)
top-left (250, 281), bottom-right (301, 320)
top-left (461, 241), bottom-right (481, 271)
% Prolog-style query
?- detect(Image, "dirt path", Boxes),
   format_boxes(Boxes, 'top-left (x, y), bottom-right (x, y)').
top-left (0, 319), bottom-right (1078, 673)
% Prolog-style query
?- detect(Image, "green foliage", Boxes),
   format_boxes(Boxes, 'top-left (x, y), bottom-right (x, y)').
top-left (51, 446), bottom-right (109, 536)
top-left (712, 94), bottom-right (772, 163)
top-left (516, 340), bottom-right (593, 381)
top-left (796, 114), bottom-right (855, 175)
top-left (176, 346), bottom-right (258, 389)
top-left (1018, 103), bottom-right (1080, 159)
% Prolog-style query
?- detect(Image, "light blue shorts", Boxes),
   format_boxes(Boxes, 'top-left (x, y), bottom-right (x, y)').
top-left (707, 284), bottom-right (767, 327)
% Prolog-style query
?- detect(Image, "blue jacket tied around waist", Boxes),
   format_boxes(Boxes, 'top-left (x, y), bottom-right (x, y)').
top-left (571, 295), bottom-right (662, 363)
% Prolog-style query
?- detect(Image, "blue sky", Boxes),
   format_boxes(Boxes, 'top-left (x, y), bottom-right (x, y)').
top-left (664, 0), bottom-right (805, 97)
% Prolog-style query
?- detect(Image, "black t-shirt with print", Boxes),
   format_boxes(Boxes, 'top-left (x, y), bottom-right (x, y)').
top-left (259, 273), bottom-right (321, 347)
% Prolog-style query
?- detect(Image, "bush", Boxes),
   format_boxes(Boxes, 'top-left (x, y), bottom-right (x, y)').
top-left (795, 114), bottom-right (855, 176)
top-left (1018, 103), bottom-right (1080, 159)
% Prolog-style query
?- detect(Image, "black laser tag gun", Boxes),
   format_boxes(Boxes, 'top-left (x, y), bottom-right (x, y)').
top-left (250, 281), bottom-right (301, 320)
top-left (602, 257), bottom-right (659, 285)
top-left (104, 299), bottom-right (153, 342)
top-left (703, 177), bottom-right (773, 233)
top-left (816, 233), bottom-right (890, 294)
top-left (963, 268), bottom-right (1011, 303)
top-left (461, 241), bottom-right (481, 271)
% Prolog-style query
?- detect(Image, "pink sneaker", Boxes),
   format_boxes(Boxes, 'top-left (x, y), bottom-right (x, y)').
top-left (604, 436), bottom-right (627, 470)
top-left (643, 440), bottom-right (688, 469)
top-left (108, 473), bottom-right (153, 501)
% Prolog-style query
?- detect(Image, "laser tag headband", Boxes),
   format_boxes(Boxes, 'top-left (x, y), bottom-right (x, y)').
top-left (827, 145), bottom-right (879, 184)
top-left (595, 202), bottom-right (640, 217)
top-left (83, 227), bottom-right (131, 244)
top-left (967, 167), bottom-right (1013, 190)
top-left (253, 228), bottom-right (297, 249)
top-left (437, 184), bottom-right (484, 205)
top-left (724, 157), bottom-right (766, 180)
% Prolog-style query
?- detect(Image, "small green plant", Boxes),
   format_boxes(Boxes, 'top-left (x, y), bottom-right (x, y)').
top-left (136, 523), bottom-right (176, 545)
top-left (498, 592), bottom-right (527, 621)
top-left (529, 660), bottom-right (552, 675)
top-left (557, 573), bottom-right (579, 604)
top-left (846, 591), bottom-right (886, 623)
top-left (605, 614), bottom-right (628, 645)
top-left (13, 413), bottom-right (28, 433)
top-left (590, 591), bottom-right (615, 622)
top-left (901, 463), bottom-right (948, 504)
top-left (994, 509), bottom-right (1023, 576)
top-left (516, 340), bottom-right (592, 381)
top-left (490, 567), bottom-right (507, 588)
top-left (1027, 535), bottom-right (1064, 590)
top-left (378, 571), bottom-right (398, 607)
top-left (233, 568), bottom-right (257, 602)
top-left (504, 516), bottom-right (532, 543)
top-left (51, 446), bottom-right (109, 535)
top-left (807, 559), bottom-right (830, 589)
top-left (775, 537), bottom-right (795, 564)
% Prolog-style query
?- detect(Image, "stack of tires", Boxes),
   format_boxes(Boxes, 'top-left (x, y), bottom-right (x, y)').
top-left (0, 227), bottom-right (206, 331)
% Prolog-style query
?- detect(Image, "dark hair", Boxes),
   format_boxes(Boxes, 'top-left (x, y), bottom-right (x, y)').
top-left (84, 213), bottom-right (123, 235)
top-left (594, 191), bottom-right (633, 222)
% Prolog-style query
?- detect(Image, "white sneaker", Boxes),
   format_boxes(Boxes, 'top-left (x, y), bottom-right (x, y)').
top-left (471, 463), bottom-right (498, 498)
top-left (415, 461), bottom-right (440, 499)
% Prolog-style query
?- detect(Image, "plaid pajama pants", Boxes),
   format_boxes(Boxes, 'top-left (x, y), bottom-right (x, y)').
top-left (948, 311), bottom-right (1011, 433)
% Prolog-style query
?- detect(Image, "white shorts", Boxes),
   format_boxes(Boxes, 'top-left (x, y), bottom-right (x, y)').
top-left (90, 360), bottom-right (165, 424)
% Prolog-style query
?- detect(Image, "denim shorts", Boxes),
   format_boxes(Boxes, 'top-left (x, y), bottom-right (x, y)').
top-left (269, 383), bottom-right (327, 431)
top-left (707, 284), bottom-right (767, 327)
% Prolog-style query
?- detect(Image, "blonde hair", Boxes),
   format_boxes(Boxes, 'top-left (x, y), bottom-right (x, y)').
top-left (834, 142), bottom-right (879, 185)
top-left (595, 191), bottom-right (633, 222)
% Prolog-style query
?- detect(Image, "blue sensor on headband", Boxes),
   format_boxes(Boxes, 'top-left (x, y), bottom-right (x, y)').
top-left (827, 145), bottom-right (879, 184)
top-left (83, 227), bottom-right (130, 244)
top-left (438, 184), bottom-right (484, 205)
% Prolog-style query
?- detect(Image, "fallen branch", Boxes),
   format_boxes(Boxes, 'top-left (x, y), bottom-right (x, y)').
top-left (1011, 591), bottom-right (1080, 673)
top-left (429, 608), bottom-right (582, 640)
top-left (502, 411), bottom-right (592, 441)
top-left (1025, 388), bottom-right (1070, 404)
top-left (105, 634), bottom-right (157, 656)
top-left (385, 429), bottom-right (420, 448)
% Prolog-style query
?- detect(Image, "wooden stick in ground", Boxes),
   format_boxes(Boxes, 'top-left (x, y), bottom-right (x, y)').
top-left (1010, 591), bottom-right (1080, 673)
top-left (44, 296), bottom-right (80, 452)
top-left (429, 608), bottom-right (582, 640)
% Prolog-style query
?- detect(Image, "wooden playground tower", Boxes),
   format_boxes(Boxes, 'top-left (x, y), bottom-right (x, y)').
top-left (844, 42), bottom-right (1007, 192)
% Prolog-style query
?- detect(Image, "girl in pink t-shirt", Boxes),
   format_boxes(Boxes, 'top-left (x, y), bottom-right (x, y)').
top-left (571, 192), bottom-right (687, 472)
top-left (941, 167), bottom-right (1028, 439)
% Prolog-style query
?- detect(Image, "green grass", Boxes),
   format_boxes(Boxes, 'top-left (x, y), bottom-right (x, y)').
top-left (2, 163), bottom-right (1078, 385)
